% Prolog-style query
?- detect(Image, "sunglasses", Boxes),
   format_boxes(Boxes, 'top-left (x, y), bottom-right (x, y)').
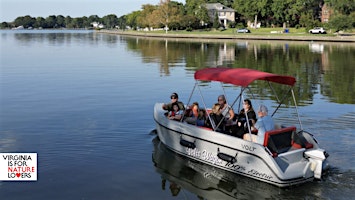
top-left (171, 96), bottom-right (177, 99)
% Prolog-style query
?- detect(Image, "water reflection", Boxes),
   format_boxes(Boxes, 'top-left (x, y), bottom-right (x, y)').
top-left (10, 30), bottom-right (119, 48)
top-left (8, 31), bottom-right (355, 104)
top-left (121, 36), bottom-right (354, 104)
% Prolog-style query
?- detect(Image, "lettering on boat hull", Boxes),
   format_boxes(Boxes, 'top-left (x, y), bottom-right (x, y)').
top-left (186, 148), bottom-right (223, 165)
top-left (248, 169), bottom-right (273, 180)
top-left (185, 147), bottom-right (248, 173)
top-left (241, 144), bottom-right (256, 152)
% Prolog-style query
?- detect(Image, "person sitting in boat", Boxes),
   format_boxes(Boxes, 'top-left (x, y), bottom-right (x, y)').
top-left (184, 102), bottom-right (205, 126)
top-left (205, 103), bottom-right (225, 132)
top-left (167, 102), bottom-right (183, 121)
top-left (218, 95), bottom-right (235, 125)
top-left (232, 99), bottom-right (257, 138)
top-left (244, 104), bottom-right (274, 144)
top-left (162, 92), bottom-right (185, 112)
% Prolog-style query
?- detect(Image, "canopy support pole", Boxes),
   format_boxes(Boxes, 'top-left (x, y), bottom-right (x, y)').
top-left (181, 82), bottom-right (198, 122)
top-left (291, 89), bottom-right (303, 130)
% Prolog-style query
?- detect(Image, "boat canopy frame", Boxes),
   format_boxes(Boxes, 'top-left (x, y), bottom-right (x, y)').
top-left (184, 68), bottom-right (303, 133)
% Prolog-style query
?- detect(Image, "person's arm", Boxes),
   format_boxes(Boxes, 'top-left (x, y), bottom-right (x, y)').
top-left (162, 103), bottom-right (171, 110)
top-left (228, 107), bottom-right (235, 120)
top-left (192, 106), bottom-right (199, 118)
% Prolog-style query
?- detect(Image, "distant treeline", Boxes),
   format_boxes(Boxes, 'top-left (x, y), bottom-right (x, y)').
top-left (1, 0), bottom-right (354, 31)
top-left (0, 14), bottom-right (121, 29)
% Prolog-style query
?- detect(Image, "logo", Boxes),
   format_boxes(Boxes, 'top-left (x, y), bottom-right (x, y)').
top-left (0, 153), bottom-right (37, 181)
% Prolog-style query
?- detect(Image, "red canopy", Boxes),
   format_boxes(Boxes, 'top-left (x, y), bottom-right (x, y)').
top-left (194, 68), bottom-right (296, 87)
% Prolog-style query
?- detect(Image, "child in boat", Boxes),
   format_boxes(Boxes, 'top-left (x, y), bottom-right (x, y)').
top-left (168, 102), bottom-right (183, 121)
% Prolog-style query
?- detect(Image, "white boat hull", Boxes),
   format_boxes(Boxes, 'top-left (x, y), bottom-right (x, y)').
top-left (154, 103), bottom-right (329, 187)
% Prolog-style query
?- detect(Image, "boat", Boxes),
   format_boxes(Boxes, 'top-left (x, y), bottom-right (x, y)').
top-left (153, 67), bottom-right (329, 187)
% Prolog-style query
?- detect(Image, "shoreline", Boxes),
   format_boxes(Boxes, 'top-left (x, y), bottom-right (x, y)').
top-left (98, 30), bottom-right (355, 43)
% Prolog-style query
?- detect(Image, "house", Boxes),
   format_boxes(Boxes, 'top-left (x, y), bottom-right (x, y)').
top-left (205, 3), bottom-right (235, 27)
top-left (91, 22), bottom-right (105, 29)
top-left (321, 3), bottom-right (332, 23)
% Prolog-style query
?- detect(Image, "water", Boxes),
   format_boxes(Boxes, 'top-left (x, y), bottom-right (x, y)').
top-left (0, 30), bottom-right (354, 199)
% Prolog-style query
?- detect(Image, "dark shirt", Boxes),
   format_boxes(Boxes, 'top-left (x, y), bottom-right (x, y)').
top-left (237, 109), bottom-right (256, 126)
top-left (206, 113), bottom-right (225, 131)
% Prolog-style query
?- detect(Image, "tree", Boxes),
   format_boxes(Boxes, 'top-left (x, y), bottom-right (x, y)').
top-left (180, 15), bottom-right (200, 30)
top-left (271, 0), bottom-right (303, 27)
top-left (45, 15), bottom-right (57, 28)
top-left (65, 16), bottom-right (72, 28)
top-left (137, 4), bottom-right (158, 29)
top-left (117, 15), bottom-right (127, 30)
top-left (213, 12), bottom-right (220, 28)
top-left (126, 11), bottom-right (141, 29)
top-left (186, 0), bottom-right (205, 15)
top-left (233, 0), bottom-right (270, 28)
top-left (102, 14), bottom-right (118, 29)
top-left (155, 0), bottom-right (182, 33)
top-left (0, 22), bottom-right (10, 29)
top-left (34, 17), bottom-right (46, 28)
top-left (56, 15), bottom-right (65, 28)
top-left (324, 0), bottom-right (355, 15)
top-left (14, 15), bottom-right (36, 28)
top-left (328, 14), bottom-right (353, 31)
top-left (88, 15), bottom-right (101, 23)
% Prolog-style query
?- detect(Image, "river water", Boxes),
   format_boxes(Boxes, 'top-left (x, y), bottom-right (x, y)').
top-left (0, 30), bottom-right (354, 199)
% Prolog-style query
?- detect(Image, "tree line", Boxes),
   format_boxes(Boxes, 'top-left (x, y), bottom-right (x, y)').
top-left (1, 0), bottom-right (354, 31)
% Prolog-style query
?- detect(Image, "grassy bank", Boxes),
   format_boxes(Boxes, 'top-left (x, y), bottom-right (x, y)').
top-left (99, 28), bottom-right (355, 43)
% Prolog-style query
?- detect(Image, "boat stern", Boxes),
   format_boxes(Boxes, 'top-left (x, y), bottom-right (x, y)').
top-left (304, 149), bottom-right (329, 179)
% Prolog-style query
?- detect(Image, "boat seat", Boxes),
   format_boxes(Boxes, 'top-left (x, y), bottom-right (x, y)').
top-left (263, 126), bottom-right (296, 157)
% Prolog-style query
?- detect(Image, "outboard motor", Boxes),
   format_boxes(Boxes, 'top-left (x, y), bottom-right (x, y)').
top-left (304, 149), bottom-right (328, 179)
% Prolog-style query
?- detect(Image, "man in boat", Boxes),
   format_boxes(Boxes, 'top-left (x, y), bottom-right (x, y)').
top-left (162, 92), bottom-right (185, 111)
top-left (244, 104), bottom-right (274, 144)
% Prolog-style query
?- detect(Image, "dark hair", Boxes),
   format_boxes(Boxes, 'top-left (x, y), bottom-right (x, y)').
top-left (217, 95), bottom-right (226, 103)
top-left (244, 99), bottom-right (253, 109)
top-left (171, 92), bottom-right (178, 99)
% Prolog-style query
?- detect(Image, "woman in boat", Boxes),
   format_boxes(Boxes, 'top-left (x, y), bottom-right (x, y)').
top-left (185, 102), bottom-right (205, 126)
top-left (217, 95), bottom-right (235, 123)
top-left (167, 102), bottom-right (183, 121)
top-left (233, 99), bottom-right (257, 138)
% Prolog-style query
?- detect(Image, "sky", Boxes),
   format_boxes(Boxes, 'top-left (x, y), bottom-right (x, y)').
top-left (0, 0), bottom-right (185, 22)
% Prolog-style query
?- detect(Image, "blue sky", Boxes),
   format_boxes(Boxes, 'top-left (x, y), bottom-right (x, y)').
top-left (0, 0), bottom-right (185, 22)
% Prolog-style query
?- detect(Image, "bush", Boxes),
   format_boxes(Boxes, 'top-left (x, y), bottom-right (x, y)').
top-left (328, 14), bottom-right (353, 32)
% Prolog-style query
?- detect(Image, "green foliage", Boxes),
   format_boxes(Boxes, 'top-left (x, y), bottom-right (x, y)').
top-left (2, 0), bottom-right (354, 31)
top-left (126, 11), bottom-right (141, 29)
top-left (328, 14), bottom-right (353, 31)
top-left (213, 13), bottom-right (220, 28)
top-left (102, 14), bottom-right (118, 29)
top-left (0, 22), bottom-right (10, 29)
top-left (324, 0), bottom-right (355, 15)
top-left (181, 15), bottom-right (201, 29)
top-left (14, 15), bottom-right (36, 28)
top-left (299, 11), bottom-right (318, 30)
